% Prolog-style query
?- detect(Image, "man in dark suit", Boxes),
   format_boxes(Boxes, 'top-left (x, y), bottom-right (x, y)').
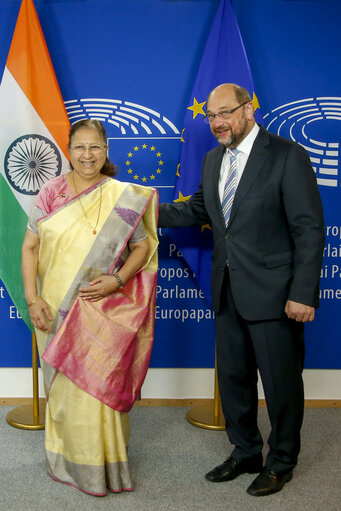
top-left (158, 83), bottom-right (325, 496)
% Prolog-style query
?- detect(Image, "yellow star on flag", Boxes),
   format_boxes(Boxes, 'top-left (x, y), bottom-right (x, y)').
top-left (174, 191), bottom-right (192, 203)
top-left (187, 97), bottom-right (206, 119)
top-left (201, 224), bottom-right (212, 232)
top-left (176, 163), bottom-right (180, 177)
top-left (128, 152), bottom-right (133, 157)
top-left (142, 144), bottom-right (147, 149)
top-left (134, 146), bottom-right (139, 151)
top-left (181, 128), bottom-right (185, 143)
top-left (252, 92), bottom-right (260, 112)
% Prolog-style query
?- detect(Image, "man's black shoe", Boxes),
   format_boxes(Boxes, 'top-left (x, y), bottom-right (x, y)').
top-left (205, 454), bottom-right (263, 482)
top-left (247, 468), bottom-right (293, 496)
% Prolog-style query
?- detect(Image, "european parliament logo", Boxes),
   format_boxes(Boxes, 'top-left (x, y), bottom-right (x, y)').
top-left (64, 98), bottom-right (181, 191)
top-left (264, 97), bottom-right (341, 188)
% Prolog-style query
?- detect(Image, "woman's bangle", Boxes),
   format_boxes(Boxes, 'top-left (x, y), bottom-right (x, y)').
top-left (112, 273), bottom-right (124, 289)
top-left (27, 296), bottom-right (40, 307)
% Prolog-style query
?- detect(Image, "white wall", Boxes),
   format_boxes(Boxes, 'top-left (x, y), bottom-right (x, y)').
top-left (1, 368), bottom-right (340, 400)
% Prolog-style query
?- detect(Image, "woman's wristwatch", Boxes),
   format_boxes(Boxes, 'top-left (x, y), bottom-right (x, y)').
top-left (113, 273), bottom-right (124, 289)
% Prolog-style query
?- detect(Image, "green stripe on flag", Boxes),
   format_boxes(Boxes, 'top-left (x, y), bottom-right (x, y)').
top-left (0, 174), bottom-right (33, 330)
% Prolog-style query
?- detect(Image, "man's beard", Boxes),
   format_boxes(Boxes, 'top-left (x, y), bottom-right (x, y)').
top-left (219, 123), bottom-right (248, 149)
top-left (214, 114), bottom-right (249, 148)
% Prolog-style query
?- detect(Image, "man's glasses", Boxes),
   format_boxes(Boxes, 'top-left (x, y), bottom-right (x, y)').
top-left (203, 101), bottom-right (249, 124)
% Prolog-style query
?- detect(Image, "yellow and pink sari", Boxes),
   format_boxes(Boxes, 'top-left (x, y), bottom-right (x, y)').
top-left (33, 176), bottom-right (158, 495)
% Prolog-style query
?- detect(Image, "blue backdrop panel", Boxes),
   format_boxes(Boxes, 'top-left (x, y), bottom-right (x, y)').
top-left (0, 0), bottom-right (340, 369)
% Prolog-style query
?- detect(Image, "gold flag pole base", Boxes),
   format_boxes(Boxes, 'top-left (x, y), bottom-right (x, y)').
top-left (6, 332), bottom-right (45, 430)
top-left (6, 401), bottom-right (46, 430)
top-left (186, 402), bottom-right (225, 430)
top-left (186, 353), bottom-right (226, 431)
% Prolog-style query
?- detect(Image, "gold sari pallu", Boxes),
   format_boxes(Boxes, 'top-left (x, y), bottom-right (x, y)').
top-left (35, 178), bottom-right (158, 495)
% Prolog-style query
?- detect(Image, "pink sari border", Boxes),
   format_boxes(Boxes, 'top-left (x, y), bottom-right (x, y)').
top-left (42, 270), bottom-right (157, 412)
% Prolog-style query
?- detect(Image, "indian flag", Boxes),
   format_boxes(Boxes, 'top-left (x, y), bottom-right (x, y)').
top-left (0, 0), bottom-right (70, 329)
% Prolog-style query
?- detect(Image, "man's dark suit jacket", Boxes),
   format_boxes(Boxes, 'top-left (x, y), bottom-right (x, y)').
top-left (159, 126), bottom-right (325, 320)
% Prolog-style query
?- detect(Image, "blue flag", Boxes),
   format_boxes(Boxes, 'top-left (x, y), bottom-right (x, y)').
top-left (170, 0), bottom-right (262, 303)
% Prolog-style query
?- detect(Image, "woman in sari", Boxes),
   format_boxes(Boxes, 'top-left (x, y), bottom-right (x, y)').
top-left (21, 119), bottom-right (158, 496)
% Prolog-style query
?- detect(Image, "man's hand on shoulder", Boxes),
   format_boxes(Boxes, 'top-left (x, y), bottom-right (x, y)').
top-left (285, 300), bottom-right (315, 323)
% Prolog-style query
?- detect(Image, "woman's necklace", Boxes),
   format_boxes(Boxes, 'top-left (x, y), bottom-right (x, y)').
top-left (72, 173), bottom-right (102, 235)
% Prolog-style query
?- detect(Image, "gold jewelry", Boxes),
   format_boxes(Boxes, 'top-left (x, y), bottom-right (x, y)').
top-left (72, 173), bottom-right (102, 235)
top-left (28, 296), bottom-right (39, 307)
top-left (113, 273), bottom-right (124, 289)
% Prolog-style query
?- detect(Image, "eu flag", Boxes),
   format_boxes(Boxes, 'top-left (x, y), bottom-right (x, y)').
top-left (170, 0), bottom-right (262, 302)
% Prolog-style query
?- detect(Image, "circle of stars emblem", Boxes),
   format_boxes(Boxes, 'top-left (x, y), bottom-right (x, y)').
top-left (125, 144), bottom-right (164, 183)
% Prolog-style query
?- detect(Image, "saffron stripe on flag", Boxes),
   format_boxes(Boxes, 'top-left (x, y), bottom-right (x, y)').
top-left (6, 0), bottom-right (69, 158)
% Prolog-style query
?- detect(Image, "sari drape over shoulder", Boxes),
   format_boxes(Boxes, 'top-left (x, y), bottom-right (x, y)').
top-left (33, 177), bottom-right (158, 495)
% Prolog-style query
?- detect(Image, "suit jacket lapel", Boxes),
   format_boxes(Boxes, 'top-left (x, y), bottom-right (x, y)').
top-left (207, 144), bottom-right (226, 228)
top-left (227, 126), bottom-right (270, 228)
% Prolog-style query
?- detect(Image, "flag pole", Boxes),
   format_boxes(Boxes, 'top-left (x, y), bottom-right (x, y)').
top-left (186, 350), bottom-right (225, 430)
top-left (6, 332), bottom-right (45, 430)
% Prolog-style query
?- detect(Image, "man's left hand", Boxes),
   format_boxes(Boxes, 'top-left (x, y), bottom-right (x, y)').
top-left (285, 300), bottom-right (315, 322)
